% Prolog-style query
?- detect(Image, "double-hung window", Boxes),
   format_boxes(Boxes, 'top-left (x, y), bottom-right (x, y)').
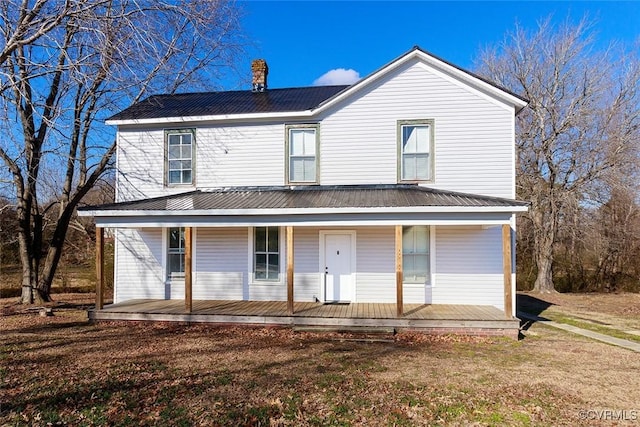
top-left (398, 120), bottom-right (434, 182)
top-left (167, 227), bottom-right (185, 279)
top-left (166, 129), bottom-right (194, 185)
top-left (402, 226), bottom-right (430, 284)
top-left (286, 125), bottom-right (319, 184)
top-left (253, 226), bottom-right (280, 281)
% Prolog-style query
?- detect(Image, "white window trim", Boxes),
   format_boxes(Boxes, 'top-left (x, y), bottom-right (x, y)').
top-left (285, 124), bottom-right (320, 185)
top-left (397, 119), bottom-right (435, 183)
top-left (247, 226), bottom-right (285, 285)
top-left (165, 128), bottom-right (196, 187)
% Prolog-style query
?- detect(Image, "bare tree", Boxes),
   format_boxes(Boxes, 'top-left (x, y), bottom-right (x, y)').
top-left (477, 16), bottom-right (640, 292)
top-left (0, 0), bottom-right (243, 303)
top-left (589, 186), bottom-right (640, 292)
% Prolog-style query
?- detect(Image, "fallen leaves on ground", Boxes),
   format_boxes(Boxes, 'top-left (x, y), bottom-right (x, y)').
top-left (2, 294), bottom-right (640, 426)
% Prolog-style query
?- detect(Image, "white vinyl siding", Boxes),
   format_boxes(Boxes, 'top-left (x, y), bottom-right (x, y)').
top-left (112, 225), bottom-right (505, 309)
top-left (116, 59), bottom-right (515, 201)
top-left (355, 227), bottom-right (396, 303)
top-left (195, 228), bottom-right (247, 300)
top-left (287, 125), bottom-right (318, 183)
top-left (291, 227), bottom-right (320, 301)
top-left (433, 226), bottom-right (504, 309)
top-left (196, 123), bottom-right (284, 188)
top-left (114, 228), bottom-right (164, 303)
top-left (116, 124), bottom-right (285, 202)
top-left (318, 60), bottom-right (514, 198)
top-left (116, 128), bottom-right (168, 202)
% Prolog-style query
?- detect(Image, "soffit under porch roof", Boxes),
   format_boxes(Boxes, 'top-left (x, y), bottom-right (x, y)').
top-left (79, 185), bottom-right (528, 228)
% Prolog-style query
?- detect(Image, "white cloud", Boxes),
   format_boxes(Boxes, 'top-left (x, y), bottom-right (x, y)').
top-left (313, 68), bottom-right (361, 86)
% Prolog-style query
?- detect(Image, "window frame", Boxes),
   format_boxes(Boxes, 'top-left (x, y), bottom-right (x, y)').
top-left (165, 128), bottom-right (196, 187)
top-left (249, 226), bottom-right (283, 283)
top-left (167, 227), bottom-right (186, 280)
top-left (397, 119), bottom-right (435, 183)
top-left (285, 124), bottom-right (320, 185)
top-left (402, 225), bottom-right (430, 285)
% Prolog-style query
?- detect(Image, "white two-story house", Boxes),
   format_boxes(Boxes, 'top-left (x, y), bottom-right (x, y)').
top-left (80, 47), bottom-right (528, 334)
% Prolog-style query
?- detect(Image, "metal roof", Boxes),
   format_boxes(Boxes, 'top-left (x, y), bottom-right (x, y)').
top-left (107, 85), bottom-right (349, 121)
top-left (81, 185), bottom-right (529, 213)
top-left (106, 46), bottom-right (528, 124)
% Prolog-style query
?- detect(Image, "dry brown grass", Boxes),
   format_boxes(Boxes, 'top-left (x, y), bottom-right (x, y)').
top-left (519, 292), bottom-right (640, 331)
top-left (2, 294), bottom-right (640, 426)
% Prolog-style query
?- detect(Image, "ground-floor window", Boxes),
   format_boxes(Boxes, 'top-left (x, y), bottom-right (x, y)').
top-left (167, 227), bottom-right (185, 279)
top-left (402, 225), bottom-right (430, 283)
top-left (254, 226), bottom-right (280, 280)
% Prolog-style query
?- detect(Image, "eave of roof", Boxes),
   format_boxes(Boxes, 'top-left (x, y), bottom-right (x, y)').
top-left (78, 185), bottom-right (529, 217)
top-left (105, 85), bottom-right (349, 125)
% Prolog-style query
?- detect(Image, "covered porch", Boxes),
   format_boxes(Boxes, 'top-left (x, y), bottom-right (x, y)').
top-left (82, 185), bottom-right (529, 336)
top-left (88, 298), bottom-right (519, 337)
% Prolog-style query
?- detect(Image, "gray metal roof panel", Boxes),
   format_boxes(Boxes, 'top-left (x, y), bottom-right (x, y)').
top-left (81, 185), bottom-right (529, 212)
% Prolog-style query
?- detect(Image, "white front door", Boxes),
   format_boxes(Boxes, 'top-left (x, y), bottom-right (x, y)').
top-left (323, 233), bottom-right (354, 302)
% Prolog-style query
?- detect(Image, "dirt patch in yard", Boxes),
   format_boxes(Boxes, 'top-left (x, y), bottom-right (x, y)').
top-left (2, 294), bottom-right (640, 426)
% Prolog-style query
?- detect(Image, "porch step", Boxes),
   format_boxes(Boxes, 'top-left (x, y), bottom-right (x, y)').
top-left (292, 326), bottom-right (396, 335)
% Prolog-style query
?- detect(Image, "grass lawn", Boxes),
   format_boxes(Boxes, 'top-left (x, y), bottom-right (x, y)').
top-left (2, 294), bottom-right (640, 426)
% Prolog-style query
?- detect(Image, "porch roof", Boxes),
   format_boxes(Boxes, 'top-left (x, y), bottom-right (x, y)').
top-left (80, 184), bottom-right (528, 216)
top-left (79, 185), bottom-right (527, 227)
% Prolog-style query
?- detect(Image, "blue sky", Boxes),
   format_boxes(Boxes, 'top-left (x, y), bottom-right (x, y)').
top-left (232, 1), bottom-right (639, 89)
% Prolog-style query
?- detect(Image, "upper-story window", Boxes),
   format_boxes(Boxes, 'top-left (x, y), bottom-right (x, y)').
top-left (286, 124), bottom-right (319, 184)
top-left (398, 120), bottom-right (434, 182)
top-left (166, 129), bottom-right (195, 186)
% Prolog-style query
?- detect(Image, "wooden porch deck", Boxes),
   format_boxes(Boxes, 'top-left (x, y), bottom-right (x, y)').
top-left (89, 300), bottom-right (519, 337)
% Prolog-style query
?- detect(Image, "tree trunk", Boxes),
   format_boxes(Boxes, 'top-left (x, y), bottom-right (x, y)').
top-left (533, 248), bottom-right (555, 293)
top-left (19, 232), bottom-right (35, 304)
top-left (37, 205), bottom-right (75, 300)
top-left (17, 196), bottom-right (37, 304)
top-left (17, 196), bottom-right (53, 304)
top-left (531, 197), bottom-right (558, 293)
top-left (18, 233), bottom-right (52, 304)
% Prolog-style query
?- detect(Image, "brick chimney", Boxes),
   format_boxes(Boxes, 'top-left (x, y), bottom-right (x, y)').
top-left (251, 59), bottom-right (268, 92)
